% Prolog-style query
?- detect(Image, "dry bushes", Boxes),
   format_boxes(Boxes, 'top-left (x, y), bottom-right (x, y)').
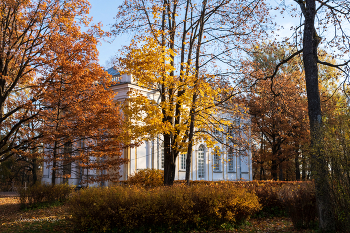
top-left (173, 180), bottom-right (317, 229)
top-left (243, 181), bottom-right (317, 229)
top-left (68, 184), bottom-right (261, 232)
top-left (18, 183), bottom-right (74, 208)
top-left (278, 182), bottom-right (317, 229)
top-left (127, 168), bottom-right (164, 187)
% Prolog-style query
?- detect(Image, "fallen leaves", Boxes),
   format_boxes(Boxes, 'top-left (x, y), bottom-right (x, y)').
top-left (0, 197), bottom-right (73, 233)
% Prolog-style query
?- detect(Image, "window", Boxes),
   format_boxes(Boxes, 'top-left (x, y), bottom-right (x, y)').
top-left (228, 125), bottom-right (234, 137)
top-left (228, 148), bottom-right (235, 172)
top-left (235, 118), bottom-right (240, 127)
top-left (240, 150), bottom-right (249, 172)
top-left (213, 127), bottom-right (220, 135)
top-left (180, 153), bottom-right (187, 170)
top-left (198, 145), bottom-right (205, 178)
top-left (213, 147), bottom-right (221, 172)
top-left (160, 146), bottom-right (164, 169)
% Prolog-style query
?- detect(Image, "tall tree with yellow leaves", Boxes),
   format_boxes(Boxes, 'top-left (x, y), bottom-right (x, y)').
top-left (114, 0), bottom-right (269, 185)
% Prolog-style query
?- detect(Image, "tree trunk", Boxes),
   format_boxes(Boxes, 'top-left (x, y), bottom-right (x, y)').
top-left (278, 160), bottom-right (284, 181)
top-left (271, 159), bottom-right (277, 180)
top-left (260, 163), bottom-right (265, 180)
top-left (160, 0), bottom-right (176, 186)
top-left (163, 133), bottom-right (175, 185)
top-left (32, 158), bottom-right (37, 185)
top-left (303, 0), bottom-right (335, 231)
top-left (0, 79), bottom-right (5, 119)
top-left (185, 96), bottom-right (197, 185)
top-left (51, 141), bottom-right (58, 185)
top-left (295, 150), bottom-right (301, 181)
top-left (185, 0), bottom-right (207, 185)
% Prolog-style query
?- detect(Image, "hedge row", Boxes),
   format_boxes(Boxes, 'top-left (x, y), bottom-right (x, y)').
top-left (68, 184), bottom-right (261, 232)
top-left (18, 183), bottom-right (74, 208)
top-left (19, 168), bottom-right (317, 232)
top-left (118, 169), bottom-right (317, 230)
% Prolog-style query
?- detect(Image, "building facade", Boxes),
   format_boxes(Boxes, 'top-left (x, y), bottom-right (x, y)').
top-left (42, 69), bottom-right (252, 186)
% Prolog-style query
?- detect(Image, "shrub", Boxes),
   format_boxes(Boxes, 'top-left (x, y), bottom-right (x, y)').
top-left (330, 179), bottom-right (350, 231)
top-left (67, 184), bottom-right (261, 232)
top-left (278, 182), bottom-right (317, 229)
top-left (173, 180), bottom-right (301, 218)
top-left (127, 168), bottom-right (164, 187)
top-left (249, 182), bottom-right (287, 217)
top-left (19, 183), bottom-right (74, 208)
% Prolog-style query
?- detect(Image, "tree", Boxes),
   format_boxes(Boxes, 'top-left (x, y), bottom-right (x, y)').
top-left (321, 95), bottom-right (350, 230)
top-left (0, 0), bottom-right (90, 162)
top-left (0, 0), bottom-right (128, 185)
top-left (114, 0), bottom-right (269, 185)
top-left (246, 43), bottom-right (345, 183)
top-left (38, 67), bottom-right (128, 185)
top-left (265, 0), bottom-right (350, 230)
top-left (245, 43), bottom-right (309, 181)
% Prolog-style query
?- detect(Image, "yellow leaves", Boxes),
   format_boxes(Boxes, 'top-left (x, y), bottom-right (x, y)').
top-left (68, 183), bottom-right (261, 231)
top-left (117, 30), bottom-right (248, 160)
top-left (128, 169), bottom-right (164, 187)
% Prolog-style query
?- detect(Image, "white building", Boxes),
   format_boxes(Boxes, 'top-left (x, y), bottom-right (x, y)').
top-left (42, 68), bottom-right (252, 186)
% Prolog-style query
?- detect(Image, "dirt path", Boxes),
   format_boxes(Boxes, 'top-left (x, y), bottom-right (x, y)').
top-left (0, 192), bottom-right (19, 197)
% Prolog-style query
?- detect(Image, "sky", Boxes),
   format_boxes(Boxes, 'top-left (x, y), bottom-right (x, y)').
top-left (88, 0), bottom-right (299, 67)
top-left (88, 0), bottom-right (129, 67)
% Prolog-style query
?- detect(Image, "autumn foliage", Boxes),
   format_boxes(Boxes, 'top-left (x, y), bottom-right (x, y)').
top-left (127, 168), bottom-right (164, 187)
top-left (114, 0), bottom-right (269, 185)
top-left (279, 182), bottom-right (317, 229)
top-left (18, 183), bottom-right (74, 209)
top-left (0, 0), bottom-right (92, 161)
top-left (0, 0), bottom-right (128, 185)
top-left (244, 43), bottom-right (309, 181)
top-left (68, 184), bottom-right (261, 232)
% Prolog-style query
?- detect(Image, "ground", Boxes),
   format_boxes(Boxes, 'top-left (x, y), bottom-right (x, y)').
top-left (0, 194), bottom-right (71, 233)
top-left (0, 194), bottom-right (316, 233)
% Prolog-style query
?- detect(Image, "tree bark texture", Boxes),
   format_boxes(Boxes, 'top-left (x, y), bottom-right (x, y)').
top-left (295, 150), bottom-right (301, 181)
top-left (163, 133), bottom-right (175, 185)
top-left (303, 0), bottom-right (335, 231)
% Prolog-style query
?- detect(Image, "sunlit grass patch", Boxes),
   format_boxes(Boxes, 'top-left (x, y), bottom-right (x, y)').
top-left (0, 196), bottom-right (73, 233)
top-left (1, 217), bottom-right (73, 233)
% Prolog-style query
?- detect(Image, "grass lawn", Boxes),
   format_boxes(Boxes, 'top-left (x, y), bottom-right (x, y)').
top-left (0, 196), bottom-right (316, 233)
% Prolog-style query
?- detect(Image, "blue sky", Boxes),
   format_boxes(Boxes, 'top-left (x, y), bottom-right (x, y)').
top-left (88, 0), bottom-right (130, 67)
top-left (88, 0), bottom-right (299, 67)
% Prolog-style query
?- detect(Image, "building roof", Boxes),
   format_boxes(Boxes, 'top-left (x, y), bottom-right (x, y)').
top-left (106, 67), bottom-right (120, 76)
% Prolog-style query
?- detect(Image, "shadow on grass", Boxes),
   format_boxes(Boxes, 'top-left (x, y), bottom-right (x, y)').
top-left (1, 218), bottom-right (73, 233)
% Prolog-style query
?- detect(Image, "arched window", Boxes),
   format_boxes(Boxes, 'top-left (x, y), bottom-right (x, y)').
top-left (213, 146), bottom-right (221, 172)
top-left (198, 145), bottom-right (205, 178)
top-left (160, 145), bottom-right (164, 169)
top-left (180, 153), bottom-right (187, 170)
top-left (228, 148), bottom-right (235, 172)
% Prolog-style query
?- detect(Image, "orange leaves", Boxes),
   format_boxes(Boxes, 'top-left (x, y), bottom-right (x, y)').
top-left (127, 168), bottom-right (164, 187)
top-left (0, 0), bottom-right (97, 168)
top-left (68, 184), bottom-right (261, 232)
top-left (1, 1), bottom-right (129, 184)
top-left (246, 43), bottom-right (309, 180)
